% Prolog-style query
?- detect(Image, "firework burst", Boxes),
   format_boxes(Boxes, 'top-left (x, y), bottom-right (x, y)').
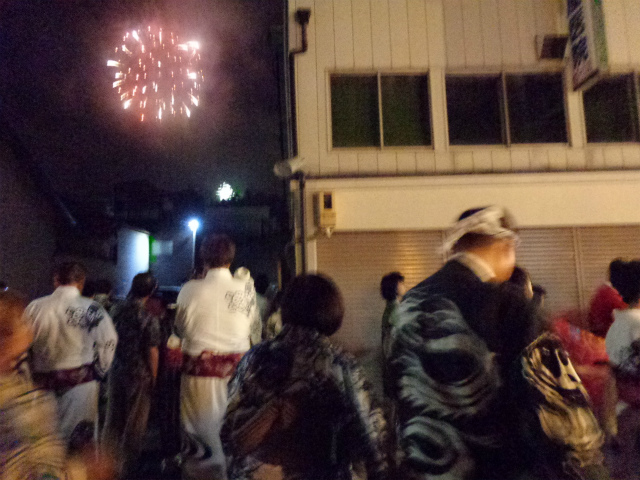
top-left (107, 26), bottom-right (203, 122)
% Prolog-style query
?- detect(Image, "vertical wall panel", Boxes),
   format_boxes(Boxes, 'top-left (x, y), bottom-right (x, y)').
top-left (479, 0), bottom-right (502, 67)
top-left (461, 0), bottom-right (484, 67)
top-left (622, 146), bottom-right (640, 168)
top-left (516, 0), bottom-right (537, 65)
top-left (377, 152), bottom-right (398, 174)
top-left (397, 152), bottom-right (417, 173)
top-left (334, 0), bottom-right (355, 68)
top-left (548, 148), bottom-right (568, 171)
top-left (320, 153), bottom-right (340, 174)
top-left (603, 0), bottom-right (630, 66)
top-left (567, 149), bottom-right (587, 170)
top-left (530, 149), bottom-right (550, 171)
top-left (352, 0), bottom-right (374, 68)
top-left (371, 0), bottom-right (392, 68)
top-left (492, 149), bottom-right (512, 171)
top-left (339, 152), bottom-right (359, 173)
top-left (358, 152), bottom-right (379, 174)
top-left (604, 147), bottom-right (624, 169)
top-left (473, 150), bottom-right (492, 172)
top-left (435, 151), bottom-right (453, 172)
top-left (511, 149), bottom-right (530, 170)
top-left (296, 0), bottom-right (320, 175)
top-left (443, 0), bottom-right (465, 67)
top-left (624, 0), bottom-right (640, 66)
top-left (534, 0), bottom-right (559, 37)
top-left (407, 0), bottom-right (429, 68)
top-left (389, 0), bottom-right (411, 67)
top-left (426, 0), bottom-right (447, 67)
top-left (497, 0), bottom-right (520, 65)
top-left (416, 151), bottom-right (436, 173)
top-left (315, 0), bottom-right (335, 168)
top-left (454, 151), bottom-right (473, 171)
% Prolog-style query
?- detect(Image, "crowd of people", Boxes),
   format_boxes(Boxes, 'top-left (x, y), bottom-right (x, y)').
top-left (2, 207), bottom-right (640, 480)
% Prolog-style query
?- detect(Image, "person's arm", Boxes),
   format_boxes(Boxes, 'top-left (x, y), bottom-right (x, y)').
top-left (92, 307), bottom-right (118, 378)
top-left (341, 359), bottom-right (387, 480)
top-left (148, 347), bottom-right (159, 384)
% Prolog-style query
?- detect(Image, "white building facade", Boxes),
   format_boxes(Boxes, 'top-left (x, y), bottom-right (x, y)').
top-left (289, 0), bottom-right (640, 354)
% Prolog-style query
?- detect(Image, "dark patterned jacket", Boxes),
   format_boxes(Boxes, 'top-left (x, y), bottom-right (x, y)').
top-left (390, 260), bottom-right (608, 480)
top-left (222, 324), bottom-right (387, 480)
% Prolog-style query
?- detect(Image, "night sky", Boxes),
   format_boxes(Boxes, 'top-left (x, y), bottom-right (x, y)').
top-left (0, 0), bottom-right (284, 201)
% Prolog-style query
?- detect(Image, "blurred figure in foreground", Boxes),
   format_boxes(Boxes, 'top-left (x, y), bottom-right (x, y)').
top-left (0, 289), bottom-right (114, 480)
top-left (26, 262), bottom-right (117, 443)
top-left (222, 274), bottom-right (387, 480)
top-left (102, 272), bottom-right (160, 476)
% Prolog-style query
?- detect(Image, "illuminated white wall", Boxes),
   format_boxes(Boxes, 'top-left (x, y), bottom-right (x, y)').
top-left (116, 228), bottom-right (150, 297)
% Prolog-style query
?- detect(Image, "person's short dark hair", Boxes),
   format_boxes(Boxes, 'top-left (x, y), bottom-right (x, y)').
top-left (54, 262), bottom-right (87, 286)
top-left (254, 274), bottom-right (269, 296)
top-left (128, 272), bottom-right (157, 299)
top-left (611, 260), bottom-right (640, 305)
top-left (0, 281), bottom-right (7, 290)
top-left (380, 272), bottom-right (404, 302)
top-left (452, 206), bottom-right (518, 253)
top-left (200, 234), bottom-right (236, 268)
top-left (609, 259), bottom-right (626, 286)
top-left (280, 274), bottom-right (344, 336)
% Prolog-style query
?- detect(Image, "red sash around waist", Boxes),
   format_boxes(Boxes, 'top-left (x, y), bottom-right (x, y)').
top-left (33, 364), bottom-right (95, 390)
top-left (182, 351), bottom-right (243, 378)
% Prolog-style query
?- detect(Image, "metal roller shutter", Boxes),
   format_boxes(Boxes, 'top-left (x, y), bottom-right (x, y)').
top-left (576, 226), bottom-right (640, 310)
top-left (515, 228), bottom-right (580, 315)
top-left (316, 231), bottom-right (444, 353)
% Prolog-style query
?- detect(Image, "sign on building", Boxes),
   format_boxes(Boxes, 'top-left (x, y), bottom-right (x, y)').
top-left (568, 0), bottom-right (608, 91)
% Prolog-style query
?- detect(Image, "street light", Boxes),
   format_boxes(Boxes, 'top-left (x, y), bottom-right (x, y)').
top-left (188, 218), bottom-right (200, 272)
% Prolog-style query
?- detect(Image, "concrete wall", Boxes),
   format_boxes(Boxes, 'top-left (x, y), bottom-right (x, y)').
top-left (290, 0), bottom-right (640, 177)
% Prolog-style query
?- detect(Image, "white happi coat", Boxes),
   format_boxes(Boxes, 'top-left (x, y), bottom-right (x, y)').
top-left (26, 286), bottom-right (117, 440)
top-left (176, 267), bottom-right (257, 480)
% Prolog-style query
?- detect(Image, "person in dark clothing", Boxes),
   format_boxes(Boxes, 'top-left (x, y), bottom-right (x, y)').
top-left (390, 206), bottom-right (608, 480)
top-left (222, 274), bottom-right (387, 480)
top-left (102, 272), bottom-right (160, 476)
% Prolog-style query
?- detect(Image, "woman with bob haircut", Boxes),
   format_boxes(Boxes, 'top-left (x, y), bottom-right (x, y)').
top-left (222, 274), bottom-right (387, 480)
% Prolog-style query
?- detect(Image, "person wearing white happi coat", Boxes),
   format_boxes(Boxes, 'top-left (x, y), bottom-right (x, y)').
top-left (26, 262), bottom-right (117, 443)
top-left (176, 234), bottom-right (257, 480)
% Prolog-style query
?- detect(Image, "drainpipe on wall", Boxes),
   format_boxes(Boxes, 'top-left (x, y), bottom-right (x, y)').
top-left (288, 8), bottom-right (311, 273)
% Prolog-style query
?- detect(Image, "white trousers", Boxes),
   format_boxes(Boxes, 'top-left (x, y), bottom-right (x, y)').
top-left (56, 380), bottom-right (99, 442)
top-left (180, 375), bottom-right (230, 480)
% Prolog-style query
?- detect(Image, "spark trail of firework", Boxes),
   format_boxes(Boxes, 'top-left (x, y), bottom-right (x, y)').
top-left (107, 26), bottom-right (203, 122)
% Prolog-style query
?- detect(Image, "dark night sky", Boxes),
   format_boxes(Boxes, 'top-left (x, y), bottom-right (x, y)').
top-left (0, 0), bottom-right (285, 201)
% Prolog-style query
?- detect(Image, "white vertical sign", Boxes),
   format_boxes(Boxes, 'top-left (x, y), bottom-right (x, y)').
top-left (568, 0), bottom-right (608, 91)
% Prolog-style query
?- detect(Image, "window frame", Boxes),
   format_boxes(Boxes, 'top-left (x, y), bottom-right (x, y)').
top-left (328, 70), bottom-right (433, 151)
top-left (445, 70), bottom-right (569, 148)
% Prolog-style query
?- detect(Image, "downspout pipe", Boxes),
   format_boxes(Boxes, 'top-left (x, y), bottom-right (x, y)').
top-left (288, 8), bottom-right (311, 273)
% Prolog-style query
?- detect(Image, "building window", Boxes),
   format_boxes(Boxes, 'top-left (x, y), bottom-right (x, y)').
top-left (446, 73), bottom-right (567, 145)
top-left (330, 74), bottom-right (431, 148)
top-left (446, 76), bottom-right (503, 145)
top-left (583, 75), bottom-right (639, 143)
top-left (507, 75), bottom-right (567, 144)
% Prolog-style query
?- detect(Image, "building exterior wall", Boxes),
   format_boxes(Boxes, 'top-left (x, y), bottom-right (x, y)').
top-left (290, 0), bottom-right (640, 177)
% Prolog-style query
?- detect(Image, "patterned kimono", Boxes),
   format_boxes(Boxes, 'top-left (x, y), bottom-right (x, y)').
top-left (0, 370), bottom-right (86, 480)
top-left (221, 324), bottom-right (387, 480)
top-left (390, 259), bottom-right (607, 480)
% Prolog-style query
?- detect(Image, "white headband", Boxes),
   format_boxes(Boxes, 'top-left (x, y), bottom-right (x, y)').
top-left (442, 206), bottom-right (518, 254)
